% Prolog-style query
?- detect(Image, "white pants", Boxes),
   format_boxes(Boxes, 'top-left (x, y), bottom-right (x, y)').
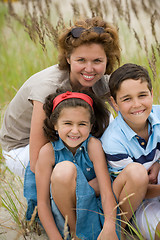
top-left (2, 145), bottom-right (30, 177)
top-left (134, 172), bottom-right (160, 240)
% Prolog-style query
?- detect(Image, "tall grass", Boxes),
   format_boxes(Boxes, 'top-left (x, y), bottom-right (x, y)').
top-left (0, 0), bottom-right (160, 239)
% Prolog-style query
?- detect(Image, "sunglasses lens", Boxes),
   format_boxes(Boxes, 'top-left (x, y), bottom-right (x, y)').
top-left (70, 27), bottom-right (105, 38)
top-left (71, 28), bottom-right (85, 38)
top-left (93, 27), bottom-right (105, 34)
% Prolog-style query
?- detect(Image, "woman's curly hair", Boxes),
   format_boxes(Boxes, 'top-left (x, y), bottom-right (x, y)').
top-left (58, 16), bottom-right (121, 75)
top-left (43, 88), bottom-right (110, 142)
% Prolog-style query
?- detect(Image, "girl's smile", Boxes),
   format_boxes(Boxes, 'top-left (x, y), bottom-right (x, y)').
top-left (54, 106), bottom-right (92, 154)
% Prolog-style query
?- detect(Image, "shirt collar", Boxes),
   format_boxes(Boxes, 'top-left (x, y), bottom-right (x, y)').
top-left (148, 106), bottom-right (160, 126)
top-left (117, 112), bottom-right (138, 141)
top-left (117, 106), bottom-right (160, 141)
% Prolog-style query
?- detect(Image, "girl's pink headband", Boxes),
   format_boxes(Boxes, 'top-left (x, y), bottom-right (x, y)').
top-left (52, 91), bottom-right (93, 112)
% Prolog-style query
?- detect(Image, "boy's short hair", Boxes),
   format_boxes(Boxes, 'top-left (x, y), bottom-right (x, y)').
top-left (109, 63), bottom-right (152, 101)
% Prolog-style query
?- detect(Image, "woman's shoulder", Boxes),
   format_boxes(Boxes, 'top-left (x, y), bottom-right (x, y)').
top-left (28, 64), bottom-right (61, 81)
top-left (92, 74), bottom-right (110, 97)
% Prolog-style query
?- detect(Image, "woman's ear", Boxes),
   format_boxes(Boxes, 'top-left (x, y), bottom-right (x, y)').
top-left (110, 96), bottom-right (119, 112)
top-left (67, 57), bottom-right (70, 64)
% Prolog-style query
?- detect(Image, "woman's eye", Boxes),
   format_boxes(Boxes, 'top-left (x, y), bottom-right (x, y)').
top-left (77, 58), bottom-right (85, 62)
top-left (94, 59), bottom-right (101, 63)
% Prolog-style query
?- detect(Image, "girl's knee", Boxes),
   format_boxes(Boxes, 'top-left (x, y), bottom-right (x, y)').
top-left (51, 161), bottom-right (77, 185)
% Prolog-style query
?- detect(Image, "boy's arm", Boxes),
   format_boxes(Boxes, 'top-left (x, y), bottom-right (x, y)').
top-left (35, 142), bottom-right (63, 240)
top-left (88, 137), bottom-right (118, 240)
top-left (145, 184), bottom-right (160, 199)
top-left (101, 129), bottom-right (133, 176)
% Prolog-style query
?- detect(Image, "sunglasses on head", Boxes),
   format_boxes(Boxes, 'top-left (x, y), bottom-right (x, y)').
top-left (69, 26), bottom-right (105, 38)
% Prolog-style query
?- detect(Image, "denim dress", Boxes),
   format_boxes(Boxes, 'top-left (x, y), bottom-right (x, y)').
top-left (24, 135), bottom-right (121, 239)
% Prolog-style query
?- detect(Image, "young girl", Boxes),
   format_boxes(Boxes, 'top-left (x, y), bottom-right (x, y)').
top-left (35, 89), bottom-right (121, 240)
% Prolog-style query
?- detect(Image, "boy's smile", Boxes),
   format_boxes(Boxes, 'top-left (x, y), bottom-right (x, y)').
top-left (111, 79), bottom-right (153, 133)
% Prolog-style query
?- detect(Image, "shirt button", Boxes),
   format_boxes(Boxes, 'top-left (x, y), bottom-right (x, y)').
top-left (73, 160), bottom-right (76, 163)
top-left (79, 147), bottom-right (82, 150)
top-left (141, 142), bottom-right (145, 145)
top-left (136, 136), bottom-right (139, 139)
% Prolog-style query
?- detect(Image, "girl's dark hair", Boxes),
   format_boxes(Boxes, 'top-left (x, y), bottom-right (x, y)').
top-left (43, 88), bottom-right (110, 141)
top-left (58, 16), bottom-right (121, 75)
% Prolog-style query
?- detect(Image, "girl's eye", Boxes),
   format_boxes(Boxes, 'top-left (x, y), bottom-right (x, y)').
top-left (64, 122), bottom-right (71, 125)
top-left (80, 122), bottom-right (89, 126)
top-left (79, 123), bottom-right (86, 126)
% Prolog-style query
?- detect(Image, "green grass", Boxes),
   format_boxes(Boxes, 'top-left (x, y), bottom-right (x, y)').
top-left (0, 0), bottom-right (160, 239)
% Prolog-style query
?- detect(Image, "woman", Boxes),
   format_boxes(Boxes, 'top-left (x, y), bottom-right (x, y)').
top-left (0, 16), bottom-right (120, 176)
top-left (0, 17), bottom-right (149, 239)
top-left (0, 16), bottom-right (122, 224)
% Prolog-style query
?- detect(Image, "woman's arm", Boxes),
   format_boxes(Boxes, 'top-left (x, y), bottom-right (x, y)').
top-left (35, 142), bottom-right (63, 240)
top-left (88, 137), bottom-right (118, 240)
top-left (30, 100), bottom-right (49, 172)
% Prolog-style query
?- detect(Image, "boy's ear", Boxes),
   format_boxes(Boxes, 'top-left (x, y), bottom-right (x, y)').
top-left (110, 96), bottom-right (119, 112)
top-left (151, 88), bottom-right (153, 98)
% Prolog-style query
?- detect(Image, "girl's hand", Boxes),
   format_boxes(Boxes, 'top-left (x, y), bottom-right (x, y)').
top-left (97, 227), bottom-right (118, 240)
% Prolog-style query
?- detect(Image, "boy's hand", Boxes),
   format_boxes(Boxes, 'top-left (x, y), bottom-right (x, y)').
top-left (148, 162), bottom-right (160, 184)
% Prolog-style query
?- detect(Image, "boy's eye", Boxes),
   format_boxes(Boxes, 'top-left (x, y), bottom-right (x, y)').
top-left (139, 94), bottom-right (147, 98)
top-left (123, 98), bottom-right (131, 102)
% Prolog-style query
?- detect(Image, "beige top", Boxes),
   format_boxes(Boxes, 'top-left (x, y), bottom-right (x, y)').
top-left (0, 64), bottom-right (110, 152)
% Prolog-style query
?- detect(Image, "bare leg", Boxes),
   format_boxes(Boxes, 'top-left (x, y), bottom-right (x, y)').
top-left (51, 161), bottom-right (77, 237)
top-left (155, 222), bottom-right (160, 240)
top-left (112, 163), bottom-right (148, 230)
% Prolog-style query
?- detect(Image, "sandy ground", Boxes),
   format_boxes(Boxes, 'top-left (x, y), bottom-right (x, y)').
top-left (0, 168), bottom-right (50, 240)
top-left (0, 163), bottom-right (49, 240)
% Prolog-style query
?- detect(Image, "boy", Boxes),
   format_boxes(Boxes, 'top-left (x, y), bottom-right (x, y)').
top-left (101, 63), bottom-right (160, 240)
